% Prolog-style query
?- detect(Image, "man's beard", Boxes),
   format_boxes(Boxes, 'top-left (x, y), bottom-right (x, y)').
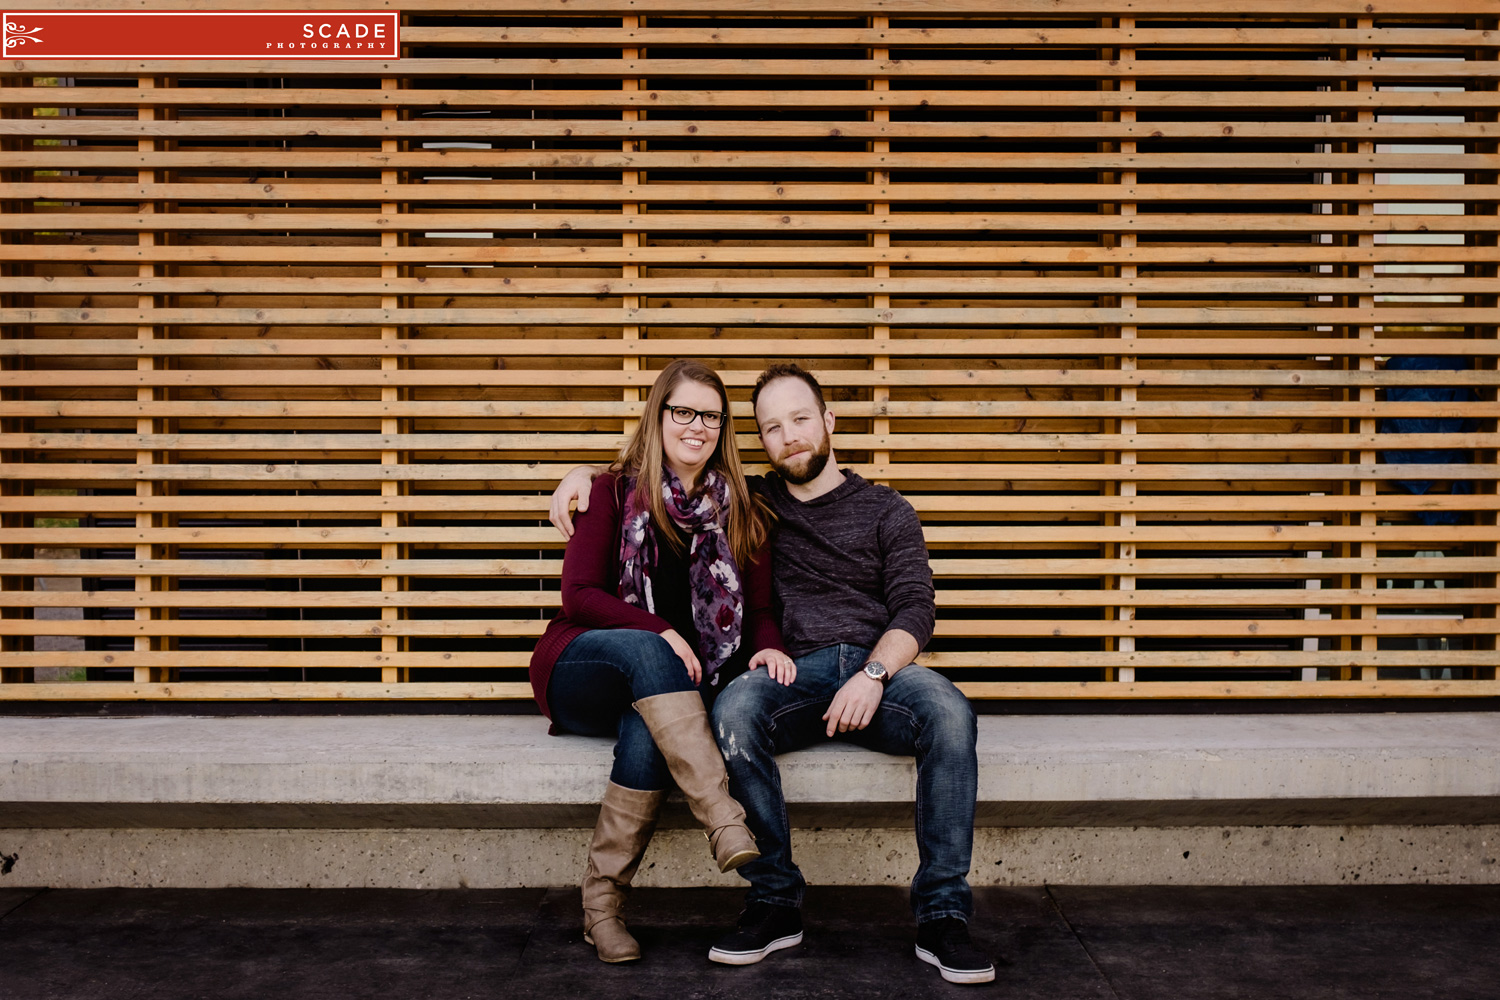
top-left (770, 431), bottom-right (831, 485)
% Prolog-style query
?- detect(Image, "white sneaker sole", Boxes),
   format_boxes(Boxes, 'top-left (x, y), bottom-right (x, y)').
top-left (915, 944), bottom-right (997, 984)
top-left (707, 931), bottom-right (803, 966)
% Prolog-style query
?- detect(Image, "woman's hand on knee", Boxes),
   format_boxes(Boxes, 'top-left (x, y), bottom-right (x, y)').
top-left (748, 648), bottom-right (796, 686)
top-left (660, 629), bottom-right (702, 685)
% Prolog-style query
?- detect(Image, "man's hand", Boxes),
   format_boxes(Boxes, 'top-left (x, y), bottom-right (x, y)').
top-left (660, 629), bottom-right (703, 685)
top-left (748, 648), bottom-right (797, 686)
top-left (823, 671), bottom-right (882, 736)
top-left (549, 465), bottom-right (602, 539)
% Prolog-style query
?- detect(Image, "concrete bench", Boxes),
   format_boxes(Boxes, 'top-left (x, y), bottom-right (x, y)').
top-left (3, 713), bottom-right (1497, 889)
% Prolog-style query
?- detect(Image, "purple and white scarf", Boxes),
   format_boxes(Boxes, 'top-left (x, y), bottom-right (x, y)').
top-left (618, 469), bottom-right (744, 686)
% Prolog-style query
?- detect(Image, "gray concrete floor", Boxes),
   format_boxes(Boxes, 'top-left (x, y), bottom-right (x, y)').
top-left (2, 885), bottom-right (1496, 999)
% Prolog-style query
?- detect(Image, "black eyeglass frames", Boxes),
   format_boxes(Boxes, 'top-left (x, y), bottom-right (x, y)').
top-left (661, 404), bottom-right (726, 429)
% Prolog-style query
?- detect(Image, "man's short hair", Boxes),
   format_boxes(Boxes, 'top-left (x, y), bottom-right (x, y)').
top-left (751, 362), bottom-right (827, 415)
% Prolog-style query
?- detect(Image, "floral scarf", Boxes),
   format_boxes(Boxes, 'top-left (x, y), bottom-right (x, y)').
top-left (619, 469), bottom-right (744, 687)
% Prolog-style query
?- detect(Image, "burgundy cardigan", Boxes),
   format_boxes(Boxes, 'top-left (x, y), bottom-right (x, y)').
top-left (529, 472), bottom-right (786, 721)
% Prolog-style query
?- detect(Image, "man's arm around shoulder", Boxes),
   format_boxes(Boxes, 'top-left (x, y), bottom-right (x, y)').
top-left (549, 464), bottom-right (605, 539)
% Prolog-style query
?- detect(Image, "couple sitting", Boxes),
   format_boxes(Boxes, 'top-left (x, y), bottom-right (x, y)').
top-left (530, 360), bottom-right (993, 986)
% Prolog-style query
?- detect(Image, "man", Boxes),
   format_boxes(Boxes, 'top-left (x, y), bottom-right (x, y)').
top-left (550, 363), bottom-right (992, 985)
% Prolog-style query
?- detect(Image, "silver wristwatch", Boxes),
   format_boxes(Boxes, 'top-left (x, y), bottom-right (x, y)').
top-left (862, 660), bottom-right (889, 685)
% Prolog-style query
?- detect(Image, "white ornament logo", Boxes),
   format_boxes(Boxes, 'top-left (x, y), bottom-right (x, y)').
top-left (4, 20), bottom-right (46, 50)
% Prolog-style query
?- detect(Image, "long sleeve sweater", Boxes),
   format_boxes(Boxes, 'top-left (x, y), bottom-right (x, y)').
top-left (751, 469), bottom-right (935, 658)
top-left (529, 472), bottom-right (785, 720)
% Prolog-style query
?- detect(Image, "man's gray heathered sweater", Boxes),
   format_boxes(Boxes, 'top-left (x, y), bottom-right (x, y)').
top-left (751, 469), bottom-right (936, 658)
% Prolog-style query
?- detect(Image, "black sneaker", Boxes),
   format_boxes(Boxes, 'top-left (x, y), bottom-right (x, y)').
top-left (707, 901), bottom-right (804, 965)
top-left (915, 917), bottom-right (996, 985)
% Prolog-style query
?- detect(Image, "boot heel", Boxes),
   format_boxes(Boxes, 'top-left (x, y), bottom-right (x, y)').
top-left (634, 690), bottom-right (761, 875)
top-left (708, 826), bottom-right (759, 872)
top-left (581, 782), bottom-right (667, 963)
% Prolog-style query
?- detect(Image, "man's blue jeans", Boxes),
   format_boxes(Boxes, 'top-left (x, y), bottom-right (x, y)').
top-left (712, 643), bottom-right (978, 923)
top-left (547, 628), bottom-right (702, 791)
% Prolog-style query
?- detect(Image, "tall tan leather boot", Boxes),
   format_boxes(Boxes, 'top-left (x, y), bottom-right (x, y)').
top-left (582, 781), bottom-right (668, 963)
top-left (632, 690), bottom-right (760, 873)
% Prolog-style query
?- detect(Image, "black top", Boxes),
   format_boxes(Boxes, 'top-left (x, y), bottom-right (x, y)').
top-left (751, 470), bottom-right (935, 658)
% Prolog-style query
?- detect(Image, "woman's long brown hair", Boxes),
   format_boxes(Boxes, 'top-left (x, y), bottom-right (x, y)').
top-left (610, 359), bottom-right (768, 567)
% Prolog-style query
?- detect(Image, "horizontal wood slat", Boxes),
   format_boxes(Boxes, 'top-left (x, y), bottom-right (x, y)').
top-left (3, 88), bottom-right (1494, 110)
top-left (4, 1), bottom-right (1497, 701)
top-left (1, 678), bottom-right (1494, 702)
top-left (10, 0), bottom-right (1500, 13)
top-left (8, 247), bottom-right (1494, 265)
top-left (8, 587), bottom-right (1497, 610)
top-left (9, 120), bottom-right (1500, 140)
top-left (7, 57), bottom-right (1499, 79)
top-left (3, 555), bottom-right (1490, 577)
top-left (5, 492), bottom-right (1497, 514)
top-left (0, 183), bottom-right (1493, 205)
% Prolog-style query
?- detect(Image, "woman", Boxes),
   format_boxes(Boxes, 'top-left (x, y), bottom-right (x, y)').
top-left (530, 359), bottom-right (796, 963)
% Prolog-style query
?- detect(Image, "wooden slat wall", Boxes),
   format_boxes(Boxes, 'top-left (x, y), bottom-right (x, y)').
top-left (1, 0), bottom-right (1497, 702)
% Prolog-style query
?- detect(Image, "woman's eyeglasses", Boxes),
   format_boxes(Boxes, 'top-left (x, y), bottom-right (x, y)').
top-left (662, 404), bottom-right (726, 429)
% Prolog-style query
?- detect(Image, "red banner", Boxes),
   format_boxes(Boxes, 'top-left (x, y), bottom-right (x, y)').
top-left (2, 11), bottom-right (399, 59)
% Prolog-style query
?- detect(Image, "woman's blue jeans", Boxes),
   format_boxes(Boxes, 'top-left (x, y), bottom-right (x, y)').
top-left (546, 628), bottom-right (703, 792)
top-left (712, 643), bottom-right (978, 923)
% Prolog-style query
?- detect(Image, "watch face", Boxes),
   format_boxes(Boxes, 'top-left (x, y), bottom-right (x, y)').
top-left (864, 662), bottom-right (887, 682)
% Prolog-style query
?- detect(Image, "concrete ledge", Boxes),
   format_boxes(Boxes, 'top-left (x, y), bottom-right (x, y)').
top-left (5, 713), bottom-right (1498, 887)
top-left (3, 713), bottom-right (1498, 829)
top-left (5, 824), bottom-right (1499, 889)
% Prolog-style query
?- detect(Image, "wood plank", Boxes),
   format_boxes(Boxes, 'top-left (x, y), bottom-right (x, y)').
top-left (8, 245), bottom-right (1496, 266)
top-left (3, 305), bottom-right (1495, 330)
top-left (11, 118), bottom-right (1499, 142)
top-left (10, 430), bottom-right (1500, 454)
top-left (6, 648), bottom-right (1496, 672)
top-left (950, 679), bottom-right (1500, 699)
top-left (7, 461), bottom-right (1500, 485)
top-left (3, 678), bottom-right (1498, 702)
top-left (5, 336), bottom-right (1499, 358)
top-left (9, 370), bottom-right (1500, 391)
top-left (4, 87), bottom-right (1494, 110)
top-left (10, 555), bottom-right (1493, 578)
top-left (7, 1), bottom-right (1497, 16)
top-left (7, 586), bottom-right (1496, 610)
top-left (396, 26), bottom-right (1500, 48)
top-left (6, 616), bottom-right (1496, 639)
top-left (6, 150), bottom-right (1495, 171)
top-left (7, 55), bottom-right (1499, 79)
top-left (11, 523), bottom-right (1500, 546)
top-left (4, 182), bottom-right (1495, 206)
top-left (6, 492), bottom-right (1497, 516)
top-left (12, 210), bottom-right (1500, 235)
top-left (10, 275), bottom-right (1500, 296)
top-left (6, 400), bottom-right (1500, 422)
top-left (2, 681), bottom-right (537, 701)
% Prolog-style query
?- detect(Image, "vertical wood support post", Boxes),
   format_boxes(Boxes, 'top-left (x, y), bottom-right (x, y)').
top-left (134, 76), bottom-right (172, 684)
top-left (379, 71), bottom-right (407, 685)
top-left (870, 16), bottom-right (891, 483)
top-left (1356, 20), bottom-right (1378, 684)
top-left (1099, 19), bottom-right (1138, 684)
top-left (1333, 16), bottom-right (1360, 681)
top-left (621, 16), bottom-right (644, 425)
top-left (0, 75), bottom-right (30, 684)
top-left (1473, 9), bottom-right (1499, 679)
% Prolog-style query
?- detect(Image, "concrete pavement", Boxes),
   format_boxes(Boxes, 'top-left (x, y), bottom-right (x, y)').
top-left (3, 884), bottom-right (1497, 999)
